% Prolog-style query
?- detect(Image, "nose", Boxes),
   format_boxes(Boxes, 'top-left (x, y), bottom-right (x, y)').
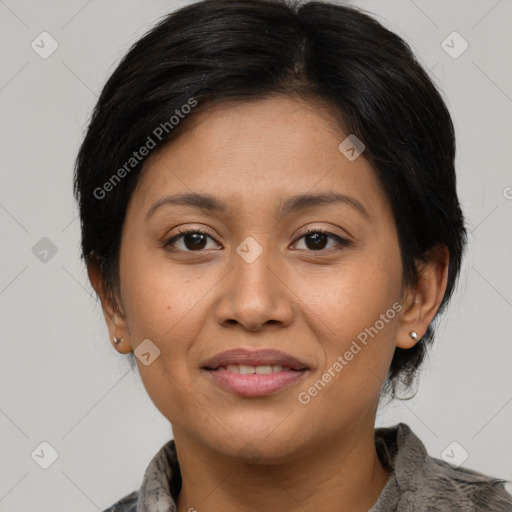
top-left (214, 240), bottom-right (294, 332)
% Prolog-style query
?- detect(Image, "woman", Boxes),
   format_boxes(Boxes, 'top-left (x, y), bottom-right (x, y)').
top-left (73, 0), bottom-right (512, 510)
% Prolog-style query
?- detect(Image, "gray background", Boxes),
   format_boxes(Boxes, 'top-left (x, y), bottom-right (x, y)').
top-left (0, 0), bottom-right (511, 510)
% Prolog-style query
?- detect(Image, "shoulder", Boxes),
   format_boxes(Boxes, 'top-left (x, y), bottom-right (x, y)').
top-left (379, 423), bottom-right (512, 511)
top-left (101, 490), bottom-right (138, 512)
top-left (414, 454), bottom-right (512, 511)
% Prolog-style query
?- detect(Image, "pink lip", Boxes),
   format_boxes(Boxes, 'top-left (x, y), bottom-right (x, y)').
top-left (200, 348), bottom-right (310, 397)
top-left (206, 367), bottom-right (307, 397)
top-left (201, 348), bottom-right (309, 371)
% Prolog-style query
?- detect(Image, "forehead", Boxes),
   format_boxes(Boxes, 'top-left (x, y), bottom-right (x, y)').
top-left (129, 96), bottom-right (389, 223)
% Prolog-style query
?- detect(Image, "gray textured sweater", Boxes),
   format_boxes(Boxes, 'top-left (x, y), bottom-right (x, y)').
top-left (103, 423), bottom-right (512, 511)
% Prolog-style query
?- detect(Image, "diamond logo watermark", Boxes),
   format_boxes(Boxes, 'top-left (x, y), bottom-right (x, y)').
top-left (441, 31), bottom-right (468, 59)
top-left (32, 237), bottom-right (58, 263)
top-left (134, 338), bottom-right (161, 366)
top-left (441, 441), bottom-right (469, 468)
top-left (338, 134), bottom-right (365, 161)
top-left (31, 441), bottom-right (59, 469)
top-left (236, 236), bottom-right (263, 263)
top-left (31, 31), bottom-right (59, 59)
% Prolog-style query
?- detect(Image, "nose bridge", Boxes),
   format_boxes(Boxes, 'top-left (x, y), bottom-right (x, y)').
top-left (215, 233), bottom-right (293, 330)
top-left (232, 233), bottom-right (277, 296)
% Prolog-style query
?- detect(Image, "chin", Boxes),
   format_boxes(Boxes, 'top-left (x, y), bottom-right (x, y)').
top-left (205, 418), bottom-right (305, 463)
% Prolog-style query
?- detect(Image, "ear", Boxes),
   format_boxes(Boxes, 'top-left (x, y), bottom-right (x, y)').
top-left (396, 244), bottom-right (450, 349)
top-left (87, 254), bottom-right (132, 354)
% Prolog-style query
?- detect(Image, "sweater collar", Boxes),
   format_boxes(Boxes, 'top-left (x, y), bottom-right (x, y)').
top-left (136, 422), bottom-right (424, 512)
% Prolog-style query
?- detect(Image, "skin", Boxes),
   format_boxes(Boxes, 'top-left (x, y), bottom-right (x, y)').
top-left (89, 96), bottom-right (449, 512)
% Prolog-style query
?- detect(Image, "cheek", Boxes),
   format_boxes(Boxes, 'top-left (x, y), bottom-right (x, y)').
top-left (119, 240), bottom-right (205, 341)
top-left (299, 249), bottom-right (402, 342)
top-left (118, 257), bottom-right (207, 423)
top-left (118, 244), bottom-right (217, 371)
top-left (295, 247), bottom-right (402, 400)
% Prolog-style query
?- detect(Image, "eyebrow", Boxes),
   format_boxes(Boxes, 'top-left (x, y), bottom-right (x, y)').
top-left (145, 191), bottom-right (370, 221)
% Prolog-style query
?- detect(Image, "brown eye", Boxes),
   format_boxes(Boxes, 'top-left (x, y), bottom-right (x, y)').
top-left (162, 227), bottom-right (351, 254)
top-left (293, 229), bottom-right (351, 252)
top-left (163, 229), bottom-right (220, 252)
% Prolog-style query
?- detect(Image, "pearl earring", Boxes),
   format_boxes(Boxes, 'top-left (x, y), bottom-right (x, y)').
top-left (113, 336), bottom-right (123, 344)
top-left (409, 331), bottom-right (418, 340)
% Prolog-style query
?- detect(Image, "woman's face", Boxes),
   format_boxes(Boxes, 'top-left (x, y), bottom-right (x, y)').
top-left (109, 96), bottom-right (411, 461)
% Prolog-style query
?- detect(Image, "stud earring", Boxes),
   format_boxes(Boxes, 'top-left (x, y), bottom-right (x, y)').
top-left (409, 331), bottom-right (418, 340)
top-left (113, 336), bottom-right (123, 344)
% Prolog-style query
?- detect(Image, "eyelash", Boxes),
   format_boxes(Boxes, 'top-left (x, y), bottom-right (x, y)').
top-left (162, 227), bottom-right (351, 253)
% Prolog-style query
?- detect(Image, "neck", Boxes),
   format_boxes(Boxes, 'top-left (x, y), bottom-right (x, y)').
top-left (174, 420), bottom-right (391, 512)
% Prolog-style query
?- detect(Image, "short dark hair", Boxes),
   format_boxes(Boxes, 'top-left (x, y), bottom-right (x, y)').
top-left (73, 0), bottom-right (468, 400)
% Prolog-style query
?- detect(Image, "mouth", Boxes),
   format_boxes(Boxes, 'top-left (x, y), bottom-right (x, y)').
top-left (203, 367), bottom-right (308, 397)
top-left (208, 364), bottom-right (300, 374)
top-left (201, 348), bottom-right (309, 371)
top-left (201, 349), bottom-right (310, 397)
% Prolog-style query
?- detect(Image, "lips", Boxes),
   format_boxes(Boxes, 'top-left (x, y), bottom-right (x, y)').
top-left (201, 349), bottom-right (310, 397)
top-left (201, 348), bottom-right (309, 371)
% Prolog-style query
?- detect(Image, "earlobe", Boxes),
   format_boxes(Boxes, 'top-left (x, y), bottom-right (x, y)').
top-left (396, 244), bottom-right (450, 349)
top-left (87, 255), bottom-right (132, 354)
